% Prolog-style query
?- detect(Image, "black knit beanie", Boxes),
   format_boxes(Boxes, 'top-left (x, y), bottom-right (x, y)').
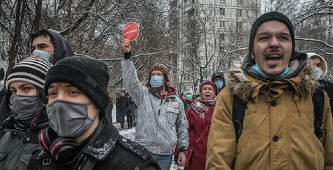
top-left (44, 56), bottom-right (110, 118)
top-left (249, 11), bottom-right (295, 56)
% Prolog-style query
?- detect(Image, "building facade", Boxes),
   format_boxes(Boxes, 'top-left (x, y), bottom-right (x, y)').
top-left (173, 0), bottom-right (260, 93)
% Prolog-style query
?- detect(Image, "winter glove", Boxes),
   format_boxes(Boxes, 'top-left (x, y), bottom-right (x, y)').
top-left (124, 51), bottom-right (131, 59)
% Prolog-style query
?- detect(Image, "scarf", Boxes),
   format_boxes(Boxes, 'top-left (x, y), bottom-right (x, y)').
top-left (7, 108), bottom-right (49, 132)
top-left (191, 97), bottom-right (216, 119)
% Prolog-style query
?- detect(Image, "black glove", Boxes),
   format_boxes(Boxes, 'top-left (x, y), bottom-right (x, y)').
top-left (124, 51), bottom-right (132, 59)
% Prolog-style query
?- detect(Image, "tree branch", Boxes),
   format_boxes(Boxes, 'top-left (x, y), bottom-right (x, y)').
top-left (60, 0), bottom-right (97, 36)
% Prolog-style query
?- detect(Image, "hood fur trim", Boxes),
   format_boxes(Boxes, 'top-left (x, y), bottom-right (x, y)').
top-left (227, 61), bottom-right (319, 102)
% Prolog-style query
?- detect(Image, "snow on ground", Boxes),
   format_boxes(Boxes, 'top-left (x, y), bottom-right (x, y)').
top-left (112, 106), bottom-right (184, 170)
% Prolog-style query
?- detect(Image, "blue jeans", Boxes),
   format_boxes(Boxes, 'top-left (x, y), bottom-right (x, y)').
top-left (151, 154), bottom-right (172, 170)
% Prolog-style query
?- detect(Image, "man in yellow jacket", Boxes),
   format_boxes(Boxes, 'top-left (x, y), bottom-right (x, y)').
top-left (206, 11), bottom-right (333, 170)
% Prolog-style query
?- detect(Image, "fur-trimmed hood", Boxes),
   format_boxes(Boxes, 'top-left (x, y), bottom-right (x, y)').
top-left (227, 51), bottom-right (319, 102)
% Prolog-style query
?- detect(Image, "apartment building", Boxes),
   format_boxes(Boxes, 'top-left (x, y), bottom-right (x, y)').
top-left (172, 0), bottom-right (260, 93)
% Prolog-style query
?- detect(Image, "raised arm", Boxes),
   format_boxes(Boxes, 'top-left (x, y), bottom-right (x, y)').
top-left (121, 40), bottom-right (146, 105)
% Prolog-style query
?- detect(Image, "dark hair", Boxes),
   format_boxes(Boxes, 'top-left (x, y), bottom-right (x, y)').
top-left (30, 29), bottom-right (54, 49)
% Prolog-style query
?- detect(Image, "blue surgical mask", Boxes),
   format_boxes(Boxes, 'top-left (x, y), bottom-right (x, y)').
top-left (32, 49), bottom-right (53, 62)
top-left (150, 75), bottom-right (163, 87)
top-left (314, 67), bottom-right (323, 80)
top-left (214, 80), bottom-right (224, 89)
top-left (252, 64), bottom-right (290, 80)
top-left (185, 94), bottom-right (192, 100)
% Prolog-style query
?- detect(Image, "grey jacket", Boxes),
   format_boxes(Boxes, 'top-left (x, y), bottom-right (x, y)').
top-left (122, 59), bottom-right (189, 155)
top-left (0, 130), bottom-right (39, 170)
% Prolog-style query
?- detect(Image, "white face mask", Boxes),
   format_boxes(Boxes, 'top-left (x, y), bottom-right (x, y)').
top-left (47, 100), bottom-right (98, 138)
top-left (314, 67), bottom-right (323, 80)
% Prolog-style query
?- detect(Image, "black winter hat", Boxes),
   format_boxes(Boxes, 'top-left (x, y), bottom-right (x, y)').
top-left (249, 11), bottom-right (295, 56)
top-left (44, 56), bottom-right (110, 118)
top-left (211, 72), bottom-right (224, 82)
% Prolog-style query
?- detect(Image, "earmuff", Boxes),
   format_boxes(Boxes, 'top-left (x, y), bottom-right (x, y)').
top-left (38, 127), bottom-right (81, 164)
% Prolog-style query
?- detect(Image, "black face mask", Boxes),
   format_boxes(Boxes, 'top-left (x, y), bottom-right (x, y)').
top-left (9, 95), bottom-right (44, 119)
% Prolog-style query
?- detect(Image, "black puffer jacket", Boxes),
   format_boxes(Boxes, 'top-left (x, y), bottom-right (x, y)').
top-left (31, 118), bottom-right (161, 170)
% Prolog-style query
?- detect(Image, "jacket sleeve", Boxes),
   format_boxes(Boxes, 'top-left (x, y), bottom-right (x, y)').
top-left (206, 88), bottom-right (236, 170)
top-left (322, 93), bottom-right (333, 170)
top-left (176, 97), bottom-right (189, 152)
top-left (121, 59), bottom-right (146, 106)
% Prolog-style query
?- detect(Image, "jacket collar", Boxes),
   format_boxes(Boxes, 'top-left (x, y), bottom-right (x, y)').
top-left (228, 52), bottom-right (319, 102)
top-left (82, 118), bottom-right (119, 161)
top-left (152, 86), bottom-right (177, 99)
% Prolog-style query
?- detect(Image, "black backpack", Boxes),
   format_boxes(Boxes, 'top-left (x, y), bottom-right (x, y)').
top-left (232, 87), bottom-right (325, 142)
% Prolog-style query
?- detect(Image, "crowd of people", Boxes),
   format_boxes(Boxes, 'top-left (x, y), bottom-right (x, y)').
top-left (0, 11), bottom-right (332, 170)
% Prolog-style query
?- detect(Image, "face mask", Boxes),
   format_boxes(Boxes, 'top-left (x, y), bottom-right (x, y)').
top-left (252, 64), bottom-right (290, 80)
top-left (150, 75), bottom-right (163, 88)
top-left (9, 95), bottom-right (44, 119)
top-left (214, 80), bottom-right (224, 89)
top-left (185, 94), bottom-right (192, 100)
top-left (32, 49), bottom-right (53, 62)
top-left (314, 67), bottom-right (323, 80)
top-left (47, 100), bottom-right (98, 138)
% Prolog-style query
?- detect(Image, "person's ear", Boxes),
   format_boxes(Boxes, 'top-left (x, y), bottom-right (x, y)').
top-left (251, 52), bottom-right (255, 59)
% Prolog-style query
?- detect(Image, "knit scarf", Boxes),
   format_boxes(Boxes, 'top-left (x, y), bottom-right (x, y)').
top-left (8, 108), bottom-right (49, 132)
top-left (191, 97), bottom-right (216, 119)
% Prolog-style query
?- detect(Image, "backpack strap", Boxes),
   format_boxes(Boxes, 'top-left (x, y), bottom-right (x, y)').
top-left (232, 95), bottom-right (247, 142)
top-left (313, 87), bottom-right (325, 139)
top-left (232, 88), bottom-right (325, 142)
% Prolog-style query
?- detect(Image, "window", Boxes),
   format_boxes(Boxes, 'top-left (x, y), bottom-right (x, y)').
top-left (220, 33), bottom-right (225, 40)
top-left (219, 46), bottom-right (224, 53)
top-left (220, 20), bottom-right (225, 28)
top-left (188, 9), bottom-right (194, 16)
top-left (220, 0), bottom-right (225, 3)
top-left (190, 22), bottom-right (196, 29)
top-left (237, 34), bottom-right (243, 40)
top-left (237, 0), bottom-right (242, 4)
top-left (220, 8), bottom-right (225, 15)
top-left (237, 9), bottom-right (242, 16)
top-left (236, 22), bottom-right (242, 29)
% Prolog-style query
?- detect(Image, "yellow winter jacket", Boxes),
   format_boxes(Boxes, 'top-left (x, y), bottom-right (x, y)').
top-left (206, 54), bottom-right (333, 170)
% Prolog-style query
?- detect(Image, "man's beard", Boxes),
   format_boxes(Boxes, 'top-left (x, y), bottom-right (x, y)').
top-left (149, 85), bottom-right (164, 94)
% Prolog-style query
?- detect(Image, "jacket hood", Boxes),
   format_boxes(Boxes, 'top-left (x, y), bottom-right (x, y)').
top-left (242, 51), bottom-right (308, 81)
top-left (307, 52), bottom-right (327, 80)
top-left (228, 51), bottom-right (319, 102)
top-left (45, 29), bottom-right (75, 64)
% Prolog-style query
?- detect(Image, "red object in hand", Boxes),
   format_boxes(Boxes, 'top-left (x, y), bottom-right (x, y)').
top-left (123, 22), bottom-right (139, 41)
